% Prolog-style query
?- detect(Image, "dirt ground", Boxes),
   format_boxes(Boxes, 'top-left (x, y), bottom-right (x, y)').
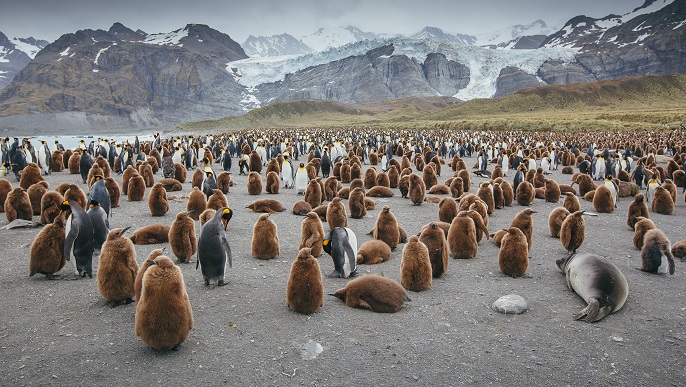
top-left (1, 149), bottom-right (685, 386)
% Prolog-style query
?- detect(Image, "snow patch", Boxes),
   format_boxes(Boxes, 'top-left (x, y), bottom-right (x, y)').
top-left (93, 46), bottom-right (111, 72)
top-left (673, 20), bottom-right (686, 30)
top-left (9, 38), bottom-right (43, 59)
top-left (143, 27), bottom-right (188, 46)
top-left (60, 47), bottom-right (70, 56)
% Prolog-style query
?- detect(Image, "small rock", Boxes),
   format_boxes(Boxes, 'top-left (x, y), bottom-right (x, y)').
top-left (301, 339), bottom-right (323, 360)
top-left (492, 294), bottom-right (528, 314)
top-left (612, 336), bottom-right (624, 342)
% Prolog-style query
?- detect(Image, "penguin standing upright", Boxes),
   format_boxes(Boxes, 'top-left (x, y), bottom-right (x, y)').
top-left (294, 163), bottom-right (308, 194)
top-left (604, 176), bottom-right (619, 208)
top-left (87, 199), bottom-right (110, 251)
top-left (79, 153), bottom-right (94, 184)
top-left (281, 154), bottom-right (293, 188)
top-left (196, 208), bottom-right (233, 286)
top-left (97, 227), bottom-right (138, 307)
top-left (62, 200), bottom-right (95, 278)
top-left (322, 227), bottom-right (358, 278)
top-left (88, 175), bottom-right (111, 220)
top-left (201, 171), bottom-right (218, 199)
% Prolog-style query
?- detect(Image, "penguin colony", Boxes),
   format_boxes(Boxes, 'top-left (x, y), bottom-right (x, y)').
top-left (5, 129), bottom-right (686, 359)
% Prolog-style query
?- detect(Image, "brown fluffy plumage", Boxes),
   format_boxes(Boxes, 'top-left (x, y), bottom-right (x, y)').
top-left (4, 187), bottom-right (32, 222)
top-left (560, 211), bottom-right (585, 253)
top-left (97, 228), bottom-right (139, 306)
top-left (158, 178), bottom-right (183, 192)
top-left (498, 227), bottom-right (529, 277)
top-left (548, 207), bottom-right (571, 238)
top-left (400, 235), bottom-right (432, 291)
top-left (366, 186), bottom-right (394, 198)
top-left (148, 183), bottom-right (169, 216)
top-left (627, 193), bottom-right (649, 229)
top-left (640, 228), bottom-right (675, 274)
top-left (174, 163), bottom-right (187, 183)
top-left (265, 171), bottom-right (280, 194)
top-left (130, 224), bottom-right (171, 245)
top-left (408, 173), bottom-right (425, 205)
top-left (651, 186), bottom-right (674, 215)
top-left (292, 200), bottom-right (313, 215)
top-left (592, 185), bottom-right (614, 213)
top-left (121, 166), bottom-right (136, 195)
top-left (168, 211), bottom-right (197, 263)
top-left (490, 229), bottom-right (508, 247)
top-left (438, 197), bottom-right (458, 224)
top-left (633, 217), bottom-right (656, 250)
top-left (104, 177), bottom-right (121, 208)
top-left (300, 212), bottom-right (325, 257)
top-left (671, 240), bottom-right (686, 259)
top-left (68, 152), bottom-right (81, 174)
top-left (199, 208), bottom-right (216, 226)
top-left (422, 165), bottom-right (438, 189)
top-left (217, 172), bottom-right (231, 194)
top-left (27, 180), bottom-right (49, 216)
top-left (372, 205), bottom-right (400, 249)
top-left (348, 187), bottom-right (367, 219)
top-left (331, 274), bottom-right (409, 313)
top-left (247, 171), bottom-right (262, 195)
top-left (127, 172), bottom-right (146, 202)
top-left (191, 168), bottom-right (204, 190)
top-left (562, 192), bottom-right (580, 213)
top-left (19, 163), bottom-right (44, 190)
top-left (463, 207), bottom-right (490, 243)
top-left (186, 187), bottom-right (206, 220)
top-left (29, 214), bottom-right (66, 278)
top-left (544, 179), bottom-right (561, 203)
top-left (477, 182), bottom-right (495, 214)
top-left (510, 208), bottom-right (536, 250)
top-left (40, 190), bottom-right (64, 224)
top-left (0, 178), bottom-right (11, 213)
top-left (135, 255), bottom-right (193, 350)
top-left (252, 213), bottom-right (279, 260)
top-left (326, 197), bottom-right (347, 229)
top-left (356, 239), bottom-right (392, 264)
top-left (247, 199), bottom-right (285, 213)
top-left (447, 211), bottom-right (478, 259)
top-left (515, 181), bottom-right (535, 206)
top-left (419, 222), bottom-right (448, 278)
top-left (206, 189), bottom-right (228, 211)
top-left (286, 248), bottom-right (324, 314)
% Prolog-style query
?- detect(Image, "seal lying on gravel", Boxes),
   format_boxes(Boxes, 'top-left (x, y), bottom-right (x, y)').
top-left (556, 253), bottom-right (629, 323)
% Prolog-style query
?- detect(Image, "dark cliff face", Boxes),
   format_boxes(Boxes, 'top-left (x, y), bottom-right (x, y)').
top-left (0, 32), bottom-right (38, 91)
top-left (494, 67), bottom-right (545, 98)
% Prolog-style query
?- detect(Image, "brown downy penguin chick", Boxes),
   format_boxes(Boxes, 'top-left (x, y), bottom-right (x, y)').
top-left (191, 168), bottom-right (204, 190)
top-left (492, 183), bottom-right (504, 209)
top-left (548, 207), bottom-right (571, 238)
top-left (348, 187), bottom-right (367, 219)
top-left (662, 179), bottom-right (677, 203)
top-left (199, 208), bottom-right (216, 226)
top-left (330, 274), bottom-right (410, 313)
top-left (19, 162), bottom-right (44, 190)
top-left (400, 235), bottom-right (432, 291)
top-left (376, 171), bottom-right (390, 188)
top-left (560, 210), bottom-right (586, 253)
top-left (67, 151), bottom-right (81, 174)
top-left (137, 162), bottom-right (154, 187)
top-left (97, 227), bottom-right (139, 307)
top-left (121, 165), bottom-right (136, 195)
top-left (312, 204), bottom-right (328, 221)
top-left (422, 164), bottom-right (438, 189)
top-left (592, 185), bottom-right (614, 213)
top-left (419, 222), bottom-right (449, 278)
top-left (500, 180), bottom-right (514, 206)
top-left (0, 178), bottom-right (12, 212)
top-left (447, 211), bottom-right (478, 259)
top-left (559, 184), bottom-right (577, 195)
top-left (498, 227), bottom-right (529, 278)
top-left (364, 167), bottom-right (378, 189)
top-left (135, 255), bottom-right (193, 351)
top-left (130, 224), bottom-right (171, 245)
top-left (428, 184), bottom-right (450, 195)
top-left (29, 213), bottom-right (66, 279)
top-left (51, 151), bottom-right (64, 172)
top-left (398, 175), bottom-right (410, 198)
top-left (372, 205), bottom-right (401, 250)
top-left (157, 178), bottom-right (183, 192)
top-left (174, 162), bottom-right (187, 183)
top-left (266, 171), bottom-right (280, 194)
top-left (633, 217), bottom-right (656, 250)
top-left (544, 178), bottom-right (561, 203)
top-left (324, 177), bottom-right (340, 202)
top-left (186, 187), bottom-right (206, 220)
top-left (510, 208), bottom-right (536, 250)
top-left (477, 182), bottom-right (495, 214)
top-left (135, 248), bottom-right (166, 301)
top-left (148, 183), bottom-right (169, 216)
top-left (366, 186), bottom-right (394, 198)
top-left (640, 228), bottom-right (675, 275)
top-left (627, 193), bottom-right (649, 230)
top-left (356, 240), bottom-right (392, 264)
top-left (387, 165), bottom-right (399, 188)
top-left (40, 190), bottom-right (64, 224)
top-left (286, 247), bottom-right (324, 314)
top-left (449, 176), bottom-right (464, 198)
top-left (104, 177), bottom-right (121, 208)
top-left (28, 180), bottom-right (49, 216)
top-left (515, 181), bottom-right (535, 206)
top-left (651, 186), bottom-right (674, 215)
top-left (168, 211), bottom-right (197, 263)
top-left (300, 212), bottom-right (325, 257)
top-left (304, 179), bottom-right (323, 208)
top-left (462, 207), bottom-right (490, 243)
top-left (127, 171), bottom-right (146, 202)
top-left (671, 240), bottom-right (686, 260)
top-left (364, 197), bottom-right (377, 210)
top-left (292, 200), bottom-right (313, 215)
top-left (583, 190), bottom-right (596, 202)
top-left (408, 173), bottom-right (426, 205)
top-left (249, 150), bottom-right (262, 173)
top-left (95, 155), bottom-right (111, 178)
top-left (574, 174), bottom-right (596, 197)
top-left (4, 187), bottom-right (32, 222)
top-left (339, 162), bottom-right (352, 183)
top-left (246, 198), bottom-right (285, 213)
top-left (207, 189), bottom-right (228, 211)
top-left (490, 229), bottom-right (508, 247)
top-left (457, 193), bottom-right (479, 212)
top-left (438, 197), bottom-right (458, 224)
top-left (247, 171), bottom-right (262, 195)
top-left (326, 196), bottom-right (348, 229)
top-left (217, 171), bottom-right (231, 194)
top-left (562, 192), bottom-right (580, 213)
top-left (252, 213), bottom-right (279, 260)
top-left (64, 184), bottom-right (87, 210)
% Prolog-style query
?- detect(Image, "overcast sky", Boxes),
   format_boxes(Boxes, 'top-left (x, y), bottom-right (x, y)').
top-left (1, 0), bottom-right (647, 43)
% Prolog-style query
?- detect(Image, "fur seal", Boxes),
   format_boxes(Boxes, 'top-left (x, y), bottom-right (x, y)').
top-left (300, 211), bottom-right (325, 257)
top-left (252, 213), bottom-right (279, 260)
top-left (168, 210), bottom-right (197, 263)
top-left (556, 253), bottom-right (629, 322)
top-left (498, 227), bottom-right (529, 277)
top-left (330, 274), bottom-right (409, 313)
top-left (97, 228), bottom-right (138, 307)
top-left (135, 255), bottom-right (193, 351)
top-left (29, 213), bottom-right (66, 279)
top-left (197, 207), bottom-right (233, 286)
top-left (323, 227), bottom-right (358, 278)
top-left (286, 247), bottom-right (324, 314)
top-left (400, 235), bottom-right (432, 291)
top-left (640, 229), bottom-right (675, 274)
top-left (130, 224), bottom-right (170, 245)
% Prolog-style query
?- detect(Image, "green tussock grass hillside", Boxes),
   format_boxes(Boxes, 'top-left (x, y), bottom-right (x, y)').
top-left (178, 73), bottom-right (686, 133)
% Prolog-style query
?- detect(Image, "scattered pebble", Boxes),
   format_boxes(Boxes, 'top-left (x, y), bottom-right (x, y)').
top-left (492, 294), bottom-right (528, 314)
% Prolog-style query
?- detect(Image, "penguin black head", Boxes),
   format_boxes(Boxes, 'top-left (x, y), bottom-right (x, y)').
top-left (322, 234), bottom-right (332, 256)
top-left (221, 208), bottom-right (232, 230)
top-left (60, 200), bottom-right (71, 212)
top-left (89, 199), bottom-right (100, 209)
top-left (206, 172), bottom-right (213, 178)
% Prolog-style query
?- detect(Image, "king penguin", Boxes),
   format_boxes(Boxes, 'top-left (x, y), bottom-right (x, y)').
top-left (196, 207), bottom-right (233, 286)
top-left (322, 227), bottom-right (358, 278)
top-left (88, 175), bottom-right (111, 220)
top-left (294, 163), bottom-right (308, 194)
top-left (87, 199), bottom-right (110, 251)
top-left (62, 200), bottom-right (95, 278)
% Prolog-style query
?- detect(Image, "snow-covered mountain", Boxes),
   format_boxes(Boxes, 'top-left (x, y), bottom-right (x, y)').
top-left (0, 31), bottom-right (48, 90)
top-left (410, 26), bottom-right (477, 47)
top-left (299, 25), bottom-right (378, 52)
top-left (242, 33), bottom-right (312, 57)
top-left (474, 19), bottom-right (558, 48)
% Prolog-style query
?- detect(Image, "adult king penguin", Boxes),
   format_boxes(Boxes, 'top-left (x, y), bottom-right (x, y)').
top-left (197, 208), bottom-right (233, 286)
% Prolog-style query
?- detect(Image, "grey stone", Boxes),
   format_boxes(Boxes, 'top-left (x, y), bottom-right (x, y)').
top-left (492, 294), bottom-right (528, 314)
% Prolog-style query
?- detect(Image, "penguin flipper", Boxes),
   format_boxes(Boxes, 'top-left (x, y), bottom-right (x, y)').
top-left (222, 236), bottom-right (233, 268)
top-left (342, 241), bottom-right (356, 278)
top-left (64, 224), bottom-right (79, 262)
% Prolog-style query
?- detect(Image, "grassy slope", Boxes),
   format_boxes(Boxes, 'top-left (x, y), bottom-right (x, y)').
top-left (179, 73), bottom-right (686, 132)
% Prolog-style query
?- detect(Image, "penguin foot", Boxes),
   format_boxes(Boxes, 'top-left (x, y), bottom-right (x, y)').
top-left (327, 270), bottom-right (342, 278)
top-left (46, 273), bottom-right (61, 280)
top-left (109, 301), bottom-right (121, 308)
top-left (217, 279), bottom-right (229, 286)
top-left (171, 344), bottom-right (181, 351)
top-left (125, 298), bottom-right (134, 304)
